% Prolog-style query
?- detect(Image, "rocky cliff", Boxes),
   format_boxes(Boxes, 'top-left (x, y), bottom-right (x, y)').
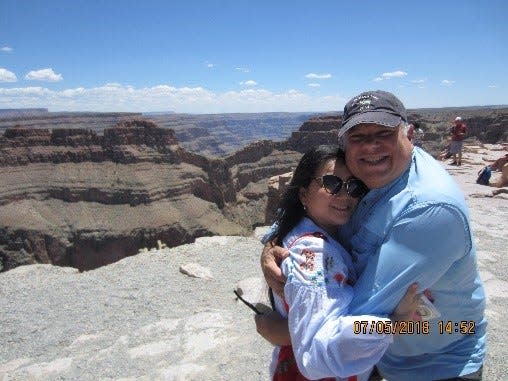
top-left (149, 112), bottom-right (316, 156)
top-left (0, 118), bottom-right (302, 271)
top-left (0, 108), bottom-right (49, 118)
top-left (406, 107), bottom-right (508, 155)
top-left (1, 108), bottom-right (506, 272)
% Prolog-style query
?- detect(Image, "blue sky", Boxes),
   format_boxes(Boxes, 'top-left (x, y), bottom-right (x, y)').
top-left (1, 0), bottom-right (507, 113)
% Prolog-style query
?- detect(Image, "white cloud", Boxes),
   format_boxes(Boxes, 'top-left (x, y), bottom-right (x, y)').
top-left (0, 86), bottom-right (50, 95)
top-left (61, 87), bottom-right (86, 97)
top-left (305, 73), bottom-right (332, 79)
top-left (235, 67), bottom-right (250, 73)
top-left (0, 83), bottom-right (347, 113)
top-left (0, 67), bottom-right (17, 82)
top-left (374, 71), bottom-right (408, 81)
top-left (382, 70), bottom-right (407, 79)
top-left (488, 85), bottom-right (497, 88)
top-left (25, 68), bottom-right (63, 82)
top-left (308, 83), bottom-right (320, 87)
top-left (441, 79), bottom-right (455, 86)
top-left (207, 63), bottom-right (215, 68)
top-left (240, 80), bottom-right (257, 86)
top-left (410, 79), bottom-right (426, 88)
top-left (1, 46), bottom-right (13, 52)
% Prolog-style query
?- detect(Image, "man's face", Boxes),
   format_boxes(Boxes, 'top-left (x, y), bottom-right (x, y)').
top-left (344, 123), bottom-right (413, 189)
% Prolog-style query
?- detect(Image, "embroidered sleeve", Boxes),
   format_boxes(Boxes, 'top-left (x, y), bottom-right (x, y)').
top-left (282, 234), bottom-right (393, 379)
top-left (282, 233), bottom-right (350, 288)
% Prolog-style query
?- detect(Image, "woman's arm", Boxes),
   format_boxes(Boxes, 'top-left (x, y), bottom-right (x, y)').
top-left (283, 235), bottom-right (419, 379)
top-left (287, 279), bottom-right (419, 379)
top-left (254, 310), bottom-right (290, 346)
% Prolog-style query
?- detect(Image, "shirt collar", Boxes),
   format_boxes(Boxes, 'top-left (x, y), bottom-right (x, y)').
top-left (362, 150), bottom-right (414, 203)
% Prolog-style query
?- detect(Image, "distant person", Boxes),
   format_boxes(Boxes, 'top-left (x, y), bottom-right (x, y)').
top-left (408, 122), bottom-right (425, 148)
top-left (450, 116), bottom-right (467, 165)
top-left (261, 90), bottom-right (486, 380)
top-left (490, 153), bottom-right (508, 188)
top-left (256, 145), bottom-right (419, 381)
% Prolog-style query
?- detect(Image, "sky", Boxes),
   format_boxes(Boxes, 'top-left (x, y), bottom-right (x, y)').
top-left (0, 0), bottom-right (507, 113)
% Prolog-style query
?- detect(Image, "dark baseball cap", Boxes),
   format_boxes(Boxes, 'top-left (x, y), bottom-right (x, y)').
top-left (338, 90), bottom-right (407, 139)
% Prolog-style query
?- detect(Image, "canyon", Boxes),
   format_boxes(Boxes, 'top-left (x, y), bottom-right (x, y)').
top-left (0, 108), bottom-right (506, 272)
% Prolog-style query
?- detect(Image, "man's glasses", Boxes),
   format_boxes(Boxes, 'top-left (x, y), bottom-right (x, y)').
top-left (313, 175), bottom-right (368, 199)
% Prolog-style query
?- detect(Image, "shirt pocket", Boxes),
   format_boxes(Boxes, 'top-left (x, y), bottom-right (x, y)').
top-left (348, 226), bottom-right (383, 275)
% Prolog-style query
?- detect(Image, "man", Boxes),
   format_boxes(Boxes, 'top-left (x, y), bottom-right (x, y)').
top-left (450, 116), bottom-right (467, 166)
top-left (259, 90), bottom-right (486, 381)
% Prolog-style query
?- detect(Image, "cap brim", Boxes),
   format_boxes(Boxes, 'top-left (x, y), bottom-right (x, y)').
top-left (339, 111), bottom-right (402, 138)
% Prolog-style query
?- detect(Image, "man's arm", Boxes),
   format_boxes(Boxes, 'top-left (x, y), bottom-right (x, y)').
top-left (351, 203), bottom-right (470, 315)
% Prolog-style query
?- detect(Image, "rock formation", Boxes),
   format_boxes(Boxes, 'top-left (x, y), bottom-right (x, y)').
top-left (0, 108), bottom-right (49, 118)
top-left (0, 118), bottom-right (302, 271)
top-left (0, 111), bottom-right (141, 133)
top-left (149, 112), bottom-right (316, 156)
top-left (1, 108), bottom-right (506, 272)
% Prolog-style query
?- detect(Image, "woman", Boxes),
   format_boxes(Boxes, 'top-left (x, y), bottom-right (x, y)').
top-left (257, 145), bottom-right (418, 381)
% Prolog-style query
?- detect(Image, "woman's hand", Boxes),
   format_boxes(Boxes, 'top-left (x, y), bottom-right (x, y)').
top-left (390, 283), bottom-right (420, 328)
top-left (260, 243), bottom-right (289, 297)
top-left (254, 310), bottom-right (291, 346)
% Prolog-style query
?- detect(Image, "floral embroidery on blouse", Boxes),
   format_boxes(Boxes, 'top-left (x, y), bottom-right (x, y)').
top-left (300, 248), bottom-right (316, 272)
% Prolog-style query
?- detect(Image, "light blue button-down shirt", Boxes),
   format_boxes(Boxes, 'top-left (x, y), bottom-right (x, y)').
top-left (338, 147), bottom-right (487, 380)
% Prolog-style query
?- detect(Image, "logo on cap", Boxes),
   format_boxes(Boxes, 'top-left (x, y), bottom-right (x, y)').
top-left (354, 94), bottom-right (379, 111)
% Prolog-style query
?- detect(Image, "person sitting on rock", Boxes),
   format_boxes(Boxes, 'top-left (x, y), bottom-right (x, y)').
top-left (255, 145), bottom-right (419, 381)
top-left (490, 153), bottom-right (508, 188)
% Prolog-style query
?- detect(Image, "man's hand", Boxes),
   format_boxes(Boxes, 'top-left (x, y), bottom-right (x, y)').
top-left (254, 310), bottom-right (291, 346)
top-left (260, 243), bottom-right (289, 296)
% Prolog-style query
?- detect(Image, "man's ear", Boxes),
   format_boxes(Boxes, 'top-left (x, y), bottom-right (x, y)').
top-left (407, 124), bottom-right (415, 141)
top-left (299, 187), bottom-right (307, 208)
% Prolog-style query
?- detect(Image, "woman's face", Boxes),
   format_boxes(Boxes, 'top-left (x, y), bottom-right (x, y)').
top-left (299, 159), bottom-right (359, 235)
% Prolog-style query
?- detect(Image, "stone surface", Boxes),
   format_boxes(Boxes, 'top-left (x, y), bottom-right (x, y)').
top-left (0, 236), bottom-right (273, 380)
top-left (179, 262), bottom-right (213, 279)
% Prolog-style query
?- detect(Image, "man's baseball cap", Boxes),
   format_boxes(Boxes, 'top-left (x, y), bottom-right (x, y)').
top-left (454, 116), bottom-right (462, 121)
top-left (338, 90), bottom-right (407, 139)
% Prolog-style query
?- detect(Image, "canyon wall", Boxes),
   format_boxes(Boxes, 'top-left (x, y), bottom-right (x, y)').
top-left (0, 118), bottom-right (301, 271)
top-left (1, 108), bottom-right (506, 272)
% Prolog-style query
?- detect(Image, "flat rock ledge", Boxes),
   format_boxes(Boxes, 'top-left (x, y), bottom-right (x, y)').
top-left (0, 235), bottom-right (273, 381)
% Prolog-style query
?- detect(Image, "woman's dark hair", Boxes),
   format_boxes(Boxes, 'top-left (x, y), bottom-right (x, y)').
top-left (268, 145), bottom-right (345, 245)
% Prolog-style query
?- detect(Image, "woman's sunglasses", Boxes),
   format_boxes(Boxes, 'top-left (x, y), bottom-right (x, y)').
top-left (313, 175), bottom-right (368, 199)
